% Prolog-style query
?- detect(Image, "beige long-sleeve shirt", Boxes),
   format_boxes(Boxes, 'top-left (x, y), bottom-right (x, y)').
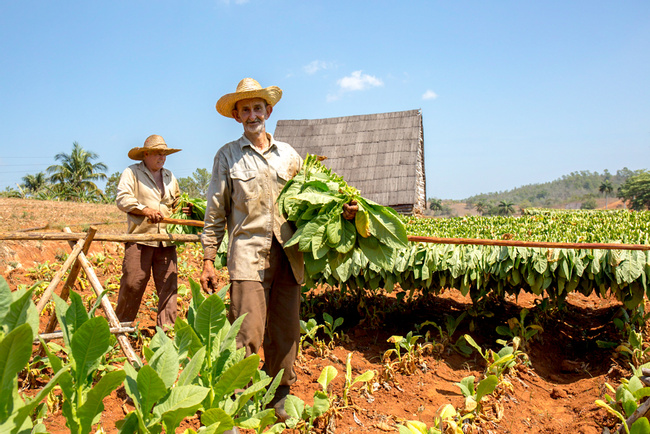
top-left (201, 134), bottom-right (304, 283)
top-left (116, 161), bottom-right (180, 247)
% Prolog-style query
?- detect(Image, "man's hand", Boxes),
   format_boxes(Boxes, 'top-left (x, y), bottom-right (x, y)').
top-left (200, 260), bottom-right (219, 294)
top-left (142, 207), bottom-right (164, 223)
top-left (342, 200), bottom-right (358, 220)
top-left (181, 203), bottom-right (193, 216)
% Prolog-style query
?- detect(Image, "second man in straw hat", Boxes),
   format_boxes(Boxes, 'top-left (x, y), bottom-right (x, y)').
top-left (115, 134), bottom-right (182, 329)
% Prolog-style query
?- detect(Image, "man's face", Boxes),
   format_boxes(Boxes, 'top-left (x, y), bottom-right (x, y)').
top-left (233, 97), bottom-right (272, 135)
top-left (143, 151), bottom-right (166, 172)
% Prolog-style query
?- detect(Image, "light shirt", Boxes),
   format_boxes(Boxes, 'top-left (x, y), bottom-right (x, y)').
top-left (116, 161), bottom-right (180, 247)
top-left (201, 133), bottom-right (304, 283)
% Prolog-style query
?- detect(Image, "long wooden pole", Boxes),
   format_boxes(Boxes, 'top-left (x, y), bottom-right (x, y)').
top-left (42, 227), bottom-right (98, 335)
top-left (36, 325), bottom-right (136, 343)
top-left (34, 238), bottom-right (85, 314)
top-left (61, 228), bottom-right (142, 368)
top-left (406, 235), bottom-right (650, 251)
top-left (0, 232), bottom-right (200, 242)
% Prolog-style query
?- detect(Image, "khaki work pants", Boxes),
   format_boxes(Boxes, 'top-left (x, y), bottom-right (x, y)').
top-left (229, 237), bottom-right (301, 387)
top-left (116, 242), bottom-right (178, 328)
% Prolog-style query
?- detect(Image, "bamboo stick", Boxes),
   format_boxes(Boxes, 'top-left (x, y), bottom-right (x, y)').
top-left (3, 231), bottom-right (649, 251)
top-left (36, 325), bottom-right (136, 343)
top-left (42, 227), bottom-right (98, 335)
top-left (61, 228), bottom-right (142, 368)
top-left (0, 232), bottom-right (200, 242)
top-left (159, 217), bottom-right (204, 227)
top-left (406, 235), bottom-right (650, 251)
top-left (34, 238), bottom-right (85, 314)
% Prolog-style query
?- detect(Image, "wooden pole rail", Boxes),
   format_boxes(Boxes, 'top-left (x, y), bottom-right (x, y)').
top-left (36, 325), bottom-right (136, 343)
top-left (3, 231), bottom-right (647, 251)
top-left (0, 232), bottom-right (200, 242)
top-left (406, 235), bottom-right (650, 251)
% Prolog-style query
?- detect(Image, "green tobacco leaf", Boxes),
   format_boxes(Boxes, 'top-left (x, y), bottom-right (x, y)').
top-left (3, 286), bottom-right (37, 338)
top-left (195, 294), bottom-right (227, 358)
top-left (178, 346), bottom-right (206, 387)
top-left (201, 407), bottom-right (234, 429)
top-left (150, 340), bottom-right (180, 389)
top-left (631, 417), bottom-right (650, 434)
top-left (358, 235), bottom-right (395, 271)
top-left (355, 208), bottom-right (371, 238)
top-left (292, 191), bottom-right (339, 206)
top-left (0, 277), bottom-right (12, 325)
top-left (310, 390), bottom-right (330, 418)
top-left (78, 369), bottom-right (126, 433)
top-left (0, 323), bottom-right (33, 418)
top-left (312, 224), bottom-right (330, 260)
top-left (326, 214), bottom-right (343, 246)
top-left (362, 200), bottom-right (408, 248)
top-left (66, 290), bottom-right (90, 333)
top-left (212, 355), bottom-right (261, 401)
top-left (70, 316), bottom-right (111, 384)
top-left (336, 219), bottom-right (357, 254)
top-left (475, 375), bottom-right (498, 402)
top-left (153, 385), bottom-right (209, 418)
top-left (299, 214), bottom-right (330, 252)
top-left (284, 395), bottom-right (305, 420)
top-left (137, 365), bottom-right (169, 416)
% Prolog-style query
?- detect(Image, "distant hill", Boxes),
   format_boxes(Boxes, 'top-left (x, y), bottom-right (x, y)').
top-left (426, 168), bottom-right (643, 217)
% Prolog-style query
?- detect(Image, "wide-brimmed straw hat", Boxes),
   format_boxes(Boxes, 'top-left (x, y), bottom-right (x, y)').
top-left (216, 78), bottom-right (282, 118)
top-left (128, 135), bottom-right (182, 160)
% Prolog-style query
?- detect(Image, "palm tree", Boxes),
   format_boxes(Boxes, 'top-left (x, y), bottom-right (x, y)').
top-left (474, 200), bottom-right (488, 215)
top-left (599, 179), bottom-right (613, 209)
top-left (498, 200), bottom-right (515, 216)
top-left (47, 142), bottom-right (108, 202)
top-left (21, 172), bottom-right (48, 194)
top-left (429, 198), bottom-right (443, 212)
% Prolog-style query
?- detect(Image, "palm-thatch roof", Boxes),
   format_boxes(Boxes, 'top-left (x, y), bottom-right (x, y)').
top-left (274, 109), bottom-right (426, 214)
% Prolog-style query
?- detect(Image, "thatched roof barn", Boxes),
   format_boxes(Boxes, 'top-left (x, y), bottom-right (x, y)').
top-left (274, 109), bottom-right (426, 214)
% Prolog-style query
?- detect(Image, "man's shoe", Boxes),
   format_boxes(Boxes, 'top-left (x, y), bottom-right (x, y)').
top-left (268, 385), bottom-right (291, 422)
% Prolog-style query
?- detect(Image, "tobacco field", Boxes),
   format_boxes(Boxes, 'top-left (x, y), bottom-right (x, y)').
top-left (1, 197), bottom-right (650, 433)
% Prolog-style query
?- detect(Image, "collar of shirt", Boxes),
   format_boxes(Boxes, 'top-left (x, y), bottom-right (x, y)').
top-left (239, 133), bottom-right (277, 155)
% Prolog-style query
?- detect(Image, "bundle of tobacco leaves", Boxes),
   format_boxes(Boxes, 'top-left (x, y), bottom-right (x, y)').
top-left (278, 154), bottom-right (408, 287)
top-left (166, 193), bottom-right (207, 236)
top-left (166, 194), bottom-right (228, 268)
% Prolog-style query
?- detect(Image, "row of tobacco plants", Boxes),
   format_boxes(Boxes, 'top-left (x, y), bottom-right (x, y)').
top-left (2, 274), bottom-right (330, 434)
top-left (276, 158), bottom-right (649, 311)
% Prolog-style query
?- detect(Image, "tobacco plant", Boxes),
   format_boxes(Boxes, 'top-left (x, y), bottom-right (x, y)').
top-left (383, 331), bottom-right (431, 378)
top-left (397, 404), bottom-right (463, 434)
top-left (284, 365), bottom-right (335, 433)
top-left (495, 308), bottom-right (543, 350)
top-left (0, 277), bottom-right (69, 434)
top-left (43, 290), bottom-right (126, 434)
top-left (596, 365), bottom-right (650, 434)
top-left (156, 279), bottom-right (286, 433)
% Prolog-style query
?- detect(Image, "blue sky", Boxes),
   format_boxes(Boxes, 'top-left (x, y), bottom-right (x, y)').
top-left (1, 1), bottom-right (648, 200)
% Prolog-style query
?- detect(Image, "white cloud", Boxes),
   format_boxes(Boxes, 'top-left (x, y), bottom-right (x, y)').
top-left (422, 90), bottom-right (438, 100)
top-left (303, 60), bottom-right (329, 75)
top-left (337, 70), bottom-right (383, 92)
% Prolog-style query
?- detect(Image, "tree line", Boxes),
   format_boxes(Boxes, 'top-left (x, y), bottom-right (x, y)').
top-left (430, 167), bottom-right (650, 216)
top-left (3, 143), bottom-right (650, 214)
top-left (1, 142), bottom-right (211, 204)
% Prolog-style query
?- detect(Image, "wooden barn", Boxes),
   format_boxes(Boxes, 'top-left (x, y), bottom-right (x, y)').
top-left (274, 109), bottom-right (426, 214)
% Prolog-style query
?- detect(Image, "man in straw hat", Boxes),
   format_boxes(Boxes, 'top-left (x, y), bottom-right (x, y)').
top-left (200, 78), bottom-right (304, 425)
top-left (115, 134), bottom-right (183, 329)
top-left (201, 79), bottom-right (358, 424)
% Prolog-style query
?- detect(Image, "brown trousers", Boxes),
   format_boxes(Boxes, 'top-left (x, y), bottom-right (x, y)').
top-left (229, 237), bottom-right (301, 387)
top-left (116, 242), bottom-right (178, 328)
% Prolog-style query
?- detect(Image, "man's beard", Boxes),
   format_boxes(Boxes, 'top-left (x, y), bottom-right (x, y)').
top-left (245, 118), bottom-right (265, 134)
